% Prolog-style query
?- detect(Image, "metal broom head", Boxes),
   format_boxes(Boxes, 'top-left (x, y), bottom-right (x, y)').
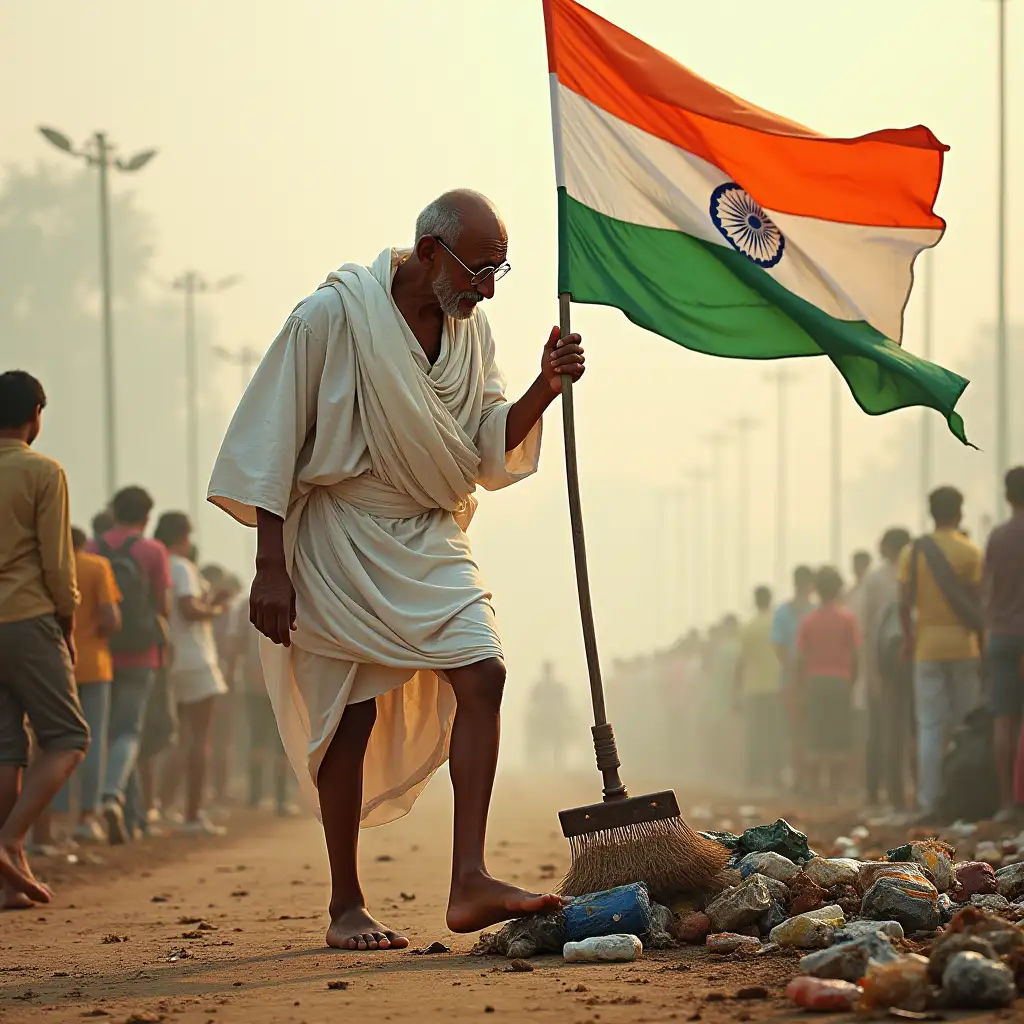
top-left (558, 790), bottom-right (730, 906)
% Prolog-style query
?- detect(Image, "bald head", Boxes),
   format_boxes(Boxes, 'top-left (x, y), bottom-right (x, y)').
top-left (414, 189), bottom-right (505, 248)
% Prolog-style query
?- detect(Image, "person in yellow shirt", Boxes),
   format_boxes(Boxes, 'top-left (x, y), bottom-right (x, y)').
top-left (0, 371), bottom-right (89, 906)
top-left (735, 586), bottom-right (782, 794)
top-left (899, 486), bottom-right (984, 818)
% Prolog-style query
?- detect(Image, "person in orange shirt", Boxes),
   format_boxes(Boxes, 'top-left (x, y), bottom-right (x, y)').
top-left (34, 527), bottom-right (122, 848)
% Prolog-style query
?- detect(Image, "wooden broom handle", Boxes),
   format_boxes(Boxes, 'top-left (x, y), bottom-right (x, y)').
top-left (559, 293), bottom-right (610, 731)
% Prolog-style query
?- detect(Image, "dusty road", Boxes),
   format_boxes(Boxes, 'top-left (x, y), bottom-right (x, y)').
top-left (2, 774), bottom-right (853, 1024)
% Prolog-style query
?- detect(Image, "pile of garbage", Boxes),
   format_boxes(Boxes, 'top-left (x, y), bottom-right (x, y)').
top-left (473, 816), bottom-right (1024, 1010)
top-left (684, 817), bottom-right (1024, 1012)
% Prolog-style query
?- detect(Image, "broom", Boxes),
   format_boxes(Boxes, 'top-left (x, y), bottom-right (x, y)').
top-left (555, 292), bottom-right (730, 906)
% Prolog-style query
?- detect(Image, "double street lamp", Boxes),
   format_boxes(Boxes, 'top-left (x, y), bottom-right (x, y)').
top-left (38, 127), bottom-right (157, 500)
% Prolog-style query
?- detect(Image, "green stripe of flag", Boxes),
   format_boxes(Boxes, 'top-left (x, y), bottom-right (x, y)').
top-left (557, 188), bottom-right (970, 445)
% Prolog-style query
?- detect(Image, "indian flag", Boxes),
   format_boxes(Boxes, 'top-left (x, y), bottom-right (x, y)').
top-left (544, 0), bottom-right (970, 442)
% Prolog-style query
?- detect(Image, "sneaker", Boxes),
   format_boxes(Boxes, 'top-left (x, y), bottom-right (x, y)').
top-left (179, 813), bottom-right (227, 837)
top-left (72, 819), bottom-right (106, 845)
top-left (102, 799), bottom-right (129, 846)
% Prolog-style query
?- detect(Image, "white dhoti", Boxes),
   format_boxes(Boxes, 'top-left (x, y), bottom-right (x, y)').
top-left (208, 248), bottom-right (541, 826)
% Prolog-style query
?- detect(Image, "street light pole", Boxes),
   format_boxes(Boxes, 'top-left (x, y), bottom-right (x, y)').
top-left (686, 468), bottom-right (709, 628)
top-left (704, 433), bottom-right (729, 618)
top-left (173, 272), bottom-right (240, 529)
top-left (38, 127), bottom-right (157, 499)
top-left (733, 416), bottom-right (758, 606)
top-left (213, 344), bottom-right (261, 395)
top-left (996, 0), bottom-right (1009, 517)
top-left (765, 369), bottom-right (797, 593)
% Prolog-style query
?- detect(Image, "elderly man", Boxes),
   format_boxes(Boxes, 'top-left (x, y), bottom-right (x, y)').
top-left (209, 190), bottom-right (584, 951)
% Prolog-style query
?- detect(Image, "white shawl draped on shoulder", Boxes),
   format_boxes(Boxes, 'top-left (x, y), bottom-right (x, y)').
top-left (208, 248), bottom-right (541, 826)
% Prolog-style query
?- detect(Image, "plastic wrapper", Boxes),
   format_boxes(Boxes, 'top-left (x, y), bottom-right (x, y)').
top-left (858, 954), bottom-right (931, 1012)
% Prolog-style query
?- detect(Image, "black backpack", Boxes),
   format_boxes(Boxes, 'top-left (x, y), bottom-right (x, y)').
top-left (96, 536), bottom-right (162, 654)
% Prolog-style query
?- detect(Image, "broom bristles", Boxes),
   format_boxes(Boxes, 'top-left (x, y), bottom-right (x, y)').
top-left (559, 815), bottom-right (730, 906)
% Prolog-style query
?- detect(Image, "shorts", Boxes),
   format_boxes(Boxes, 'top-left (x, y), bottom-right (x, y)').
top-left (246, 692), bottom-right (282, 752)
top-left (803, 676), bottom-right (853, 755)
top-left (0, 614), bottom-right (89, 765)
top-left (988, 635), bottom-right (1024, 719)
top-left (169, 664), bottom-right (228, 707)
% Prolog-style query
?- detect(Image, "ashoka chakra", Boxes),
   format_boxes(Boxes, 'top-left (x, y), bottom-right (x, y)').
top-left (709, 183), bottom-right (785, 268)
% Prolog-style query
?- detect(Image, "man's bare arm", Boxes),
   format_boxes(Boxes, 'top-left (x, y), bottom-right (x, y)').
top-left (504, 327), bottom-right (585, 453)
top-left (252, 509), bottom-right (296, 646)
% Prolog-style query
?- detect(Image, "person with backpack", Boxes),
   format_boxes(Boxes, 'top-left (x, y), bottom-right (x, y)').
top-left (899, 487), bottom-right (985, 820)
top-left (89, 486), bottom-right (170, 844)
top-left (863, 527), bottom-right (913, 815)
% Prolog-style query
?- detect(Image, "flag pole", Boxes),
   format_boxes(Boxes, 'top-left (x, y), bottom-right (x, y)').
top-left (557, 292), bottom-right (625, 797)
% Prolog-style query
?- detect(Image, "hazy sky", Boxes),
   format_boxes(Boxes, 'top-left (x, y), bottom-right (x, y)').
top-left (1, 0), bottom-right (1019, 737)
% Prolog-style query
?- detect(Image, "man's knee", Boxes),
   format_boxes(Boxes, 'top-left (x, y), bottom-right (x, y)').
top-left (452, 658), bottom-right (506, 713)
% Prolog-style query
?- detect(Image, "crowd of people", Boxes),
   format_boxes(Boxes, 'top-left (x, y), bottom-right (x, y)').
top-left (613, 472), bottom-right (1024, 828)
top-left (0, 370), bottom-right (291, 909)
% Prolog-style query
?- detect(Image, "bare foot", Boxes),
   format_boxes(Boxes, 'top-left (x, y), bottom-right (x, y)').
top-left (326, 906), bottom-right (409, 951)
top-left (1, 883), bottom-right (34, 910)
top-left (446, 871), bottom-right (564, 933)
top-left (0, 844), bottom-right (51, 904)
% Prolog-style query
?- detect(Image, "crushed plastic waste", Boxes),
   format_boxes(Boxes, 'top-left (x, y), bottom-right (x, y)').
top-left (861, 876), bottom-right (939, 934)
top-left (926, 931), bottom-right (999, 983)
top-left (786, 976), bottom-right (860, 1011)
top-left (804, 857), bottom-right (860, 890)
top-left (857, 861), bottom-right (932, 897)
top-left (996, 861), bottom-right (1024, 901)
top-left (758, 900), bottom-right (788, 936)
top-left (673, 911), bottom-right (711, 945)
top-left (890, 839), bottom-right (954, 893)
top-left (788, 872), bottom-right (829, 915)
top-left (770, 905), bottom-right (845, 949)
top-left (705, 875), bottom-right (773, 933)
top-left (563, 934), bottom-right (642, 963)
top-left (562, 882), bottom-right (652, 943)
top-left (952, 861), bottom-right (998, 901)
top-left (970, 893), bottom-right (1011, 913)
top-left (738, 850), bottom-right (799, 883)
top-left (799, 931), bottom-right (899, 982)
top-left (706, 932), bottom-right (762, 954)
top-left (857, 954), bottom-right (931, 1013)
top-left (834, 919), bottom-right (904, 942)
top-left (942, 950), bottom-right (1016, 1008)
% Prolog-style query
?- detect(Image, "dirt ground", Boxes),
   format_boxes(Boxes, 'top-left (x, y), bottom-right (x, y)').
top-left (0, 773), bottom-right (1007, 1024)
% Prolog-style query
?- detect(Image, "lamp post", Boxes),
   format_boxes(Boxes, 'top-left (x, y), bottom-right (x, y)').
top-left (171, 272), bottom-right (241, 527)
top-left (704, 432), bottom-right (729, 618)
top-left (685, 468), bottom-right (709, 628)
top-left (733, 416), bottom-right (758, 607)
top-left (830, 376), bottom-right (842, 566)
top-left (212, 344), bottom-right (261, 395)
top-left (38, 127), bottom-right (157, 499)
top-left (764, 369), bottom-right (798, 593)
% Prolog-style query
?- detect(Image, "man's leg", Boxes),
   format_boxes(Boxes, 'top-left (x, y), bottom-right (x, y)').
top-left (101, 668), bottom-right (153, 844)
top-left (180, 697), bottom-right (216, 824)
top-left (444, 658), bottom-right (562, 933)
top-left (0, 616), bottom-right (88, 903)
top-left (319, 696), bottom-right (409, 950)
top-left (75, 682), bottom-right (110, 827)
top-left (913, 660), bottom-right (949, 815)
top-left (988, 639), bottom-right (1021, 814)
top-left (865, 688), bottom-right (883, 807)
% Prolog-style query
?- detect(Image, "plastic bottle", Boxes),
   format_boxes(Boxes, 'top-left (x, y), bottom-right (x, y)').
top-left (563, 934), bottom-right (642, 963)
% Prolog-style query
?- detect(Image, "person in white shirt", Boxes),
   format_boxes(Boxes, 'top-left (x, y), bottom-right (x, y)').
top-left (153, 513), bottom-right (229, 835)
